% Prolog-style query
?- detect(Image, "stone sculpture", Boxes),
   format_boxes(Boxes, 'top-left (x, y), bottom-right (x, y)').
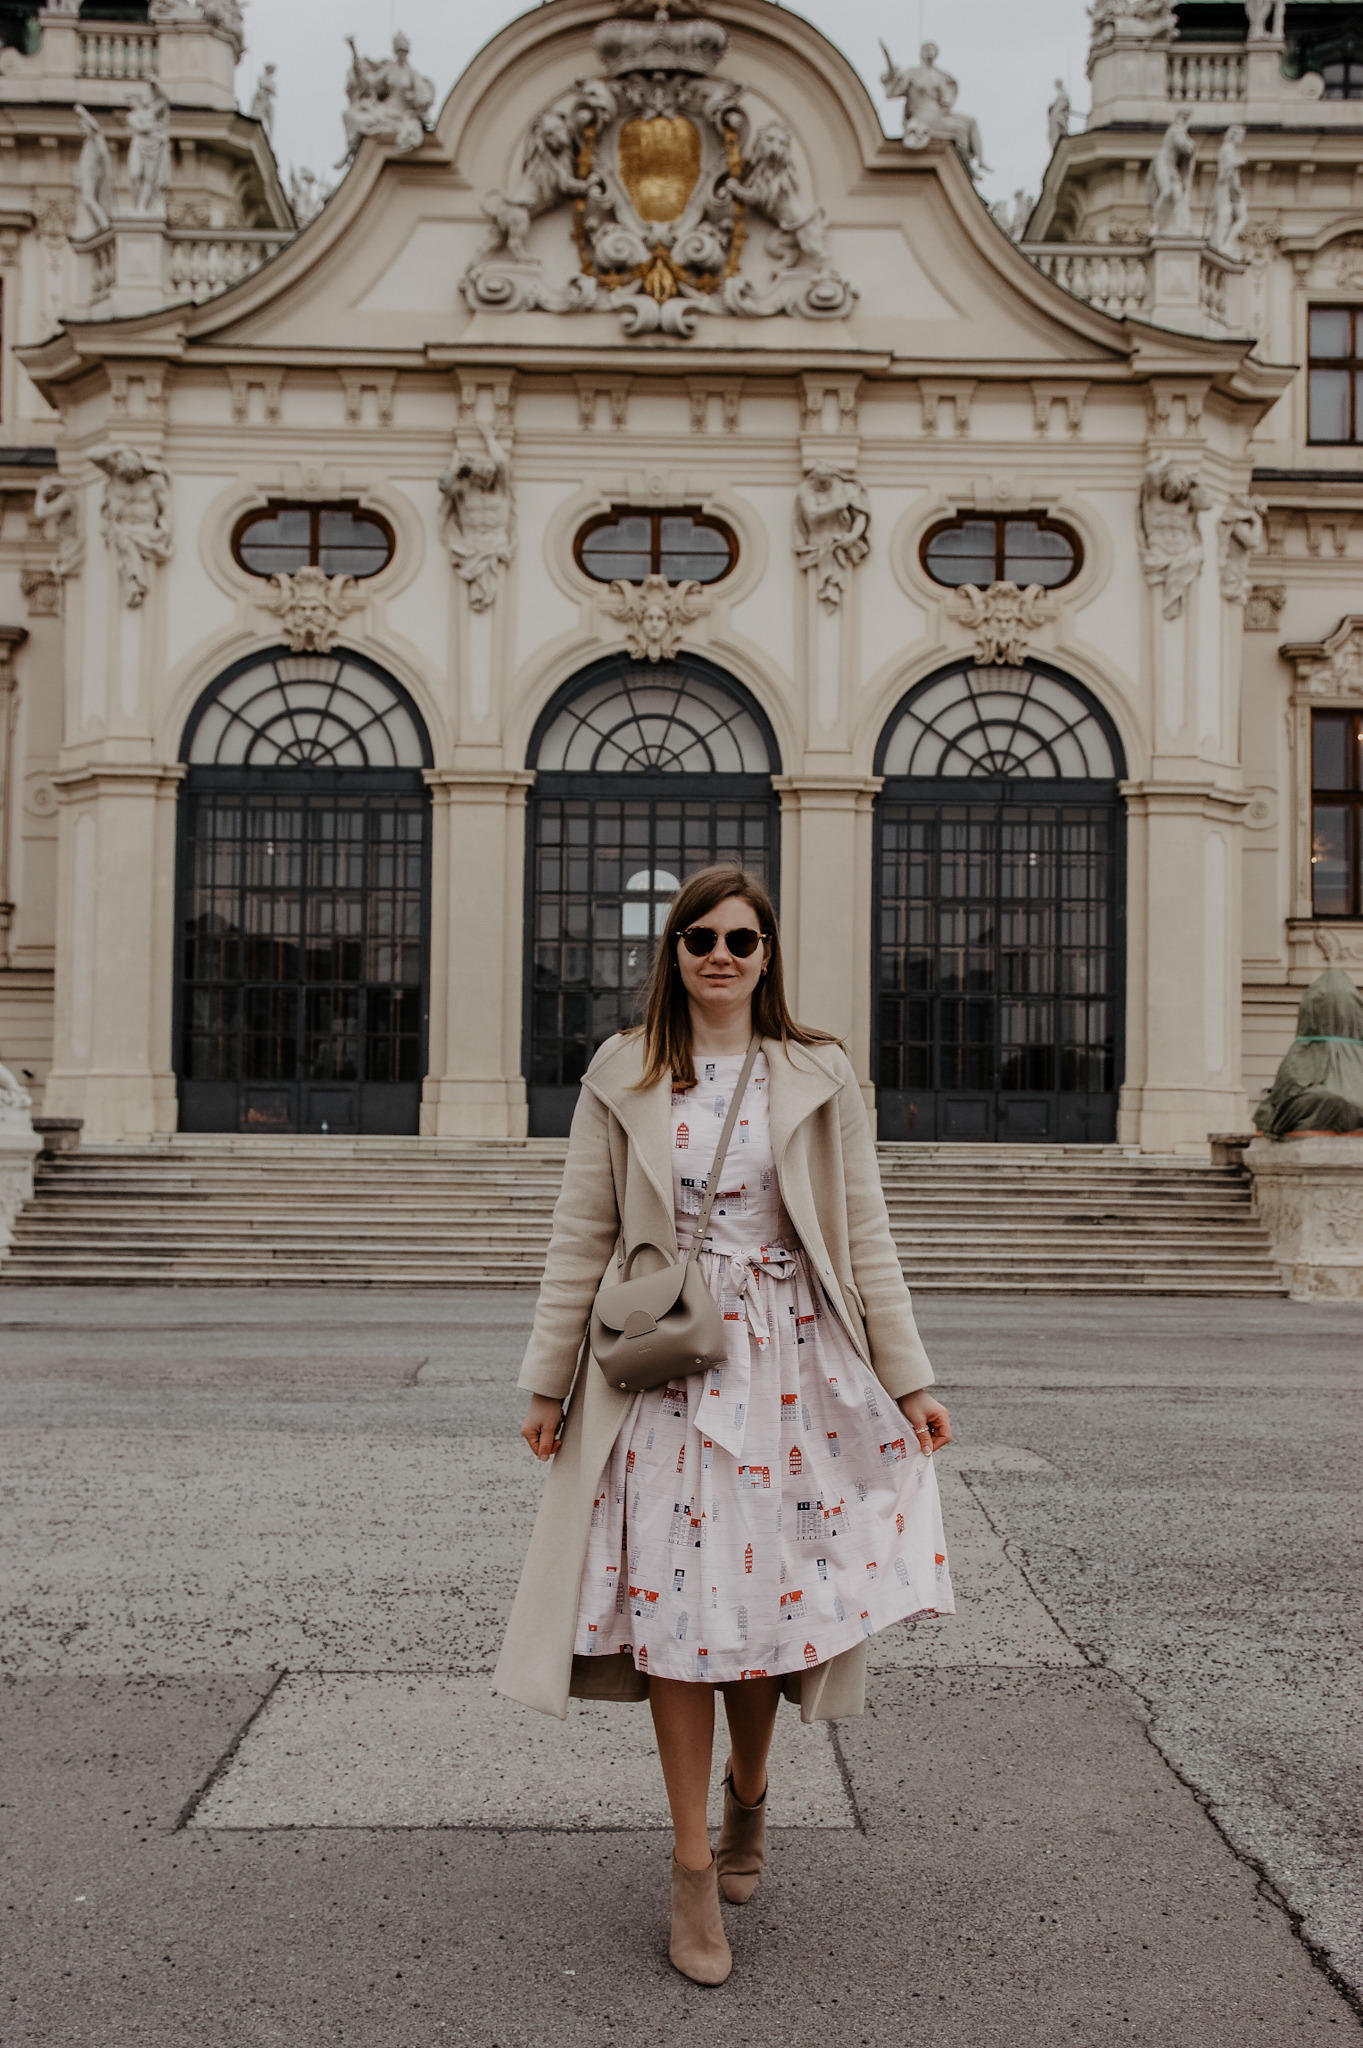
top-left (125, 80), bottom-right (172, 219)
top-left (1208, 125), bottom-right (1247, 259)
top-left (91, 447), bottom-right (173, 607)
top-left (251, 64), bottom-right (277, 140)
top-left (33, 475), bottom-right (84, 581)
top-left (601, 574), bottom-right (709, 662)
top-left (1047, 80), bottom-right (1071, 153)
top-left (1138, 454), bottom-right (1212, 619)
top-left (1147, 112), bottom-right (1195, 237)
top-left (1089, 0), bottom-right (1178, 46)
top-left (74, 105), bottom-right (114, 237)
top-left (0, 1060), bottom-right (33, 1130)
top-left (956, 582), bottom-right (1051, 666)
top-left (793, 465), bottom-right (870, 612)
top-left (339, 32), bottom-right (435, 165)
top-left (265, 567), bottom-right (363, 653)
top-left (879, 41), bottom-right (989, 179)
top-left (288, 167), bottom-right (331, 227)
top-left (438, 424), bottom-right (515, 612)
top-left (1253, 970), bottom-right (1363, 1138)
top-left (200, 0), bottom-right (246, 63)
top-left (989, 190), bottom-right (1034, 242)
top-left (1217, 492), bottom-right (1266, 602)
top-left (1245, 0), bottom-right (1286, 38)
top-left (461, 5), bottom-right (856, 338)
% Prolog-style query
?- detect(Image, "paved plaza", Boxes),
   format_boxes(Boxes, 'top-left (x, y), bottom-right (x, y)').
top-left (1, 1288), bottom-right (1360, 2046)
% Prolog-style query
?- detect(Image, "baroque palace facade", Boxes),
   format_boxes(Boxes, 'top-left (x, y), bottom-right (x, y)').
top-left (0, 0), bottom-right (1358, 1152)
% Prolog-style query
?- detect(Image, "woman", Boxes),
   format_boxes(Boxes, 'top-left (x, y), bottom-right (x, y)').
top-left (495, 864), bottom-right (953, 1986)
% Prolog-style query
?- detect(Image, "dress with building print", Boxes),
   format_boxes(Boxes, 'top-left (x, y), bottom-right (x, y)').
top-left (573, 1050), bottom-right (953, 1683)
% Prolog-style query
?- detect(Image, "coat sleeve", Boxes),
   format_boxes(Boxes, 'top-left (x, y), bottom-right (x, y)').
top-left (833, 1048), bottom-right (936, 1400)
top-left (517, 1077), bottom-right (622, 1401)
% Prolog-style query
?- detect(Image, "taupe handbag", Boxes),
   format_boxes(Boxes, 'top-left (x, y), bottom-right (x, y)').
top-left (591, 1035), bottom-right (761, 1397)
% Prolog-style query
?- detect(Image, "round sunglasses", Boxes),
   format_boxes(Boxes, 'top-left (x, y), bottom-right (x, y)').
top-left (678, 924), bottom-right (768, 959)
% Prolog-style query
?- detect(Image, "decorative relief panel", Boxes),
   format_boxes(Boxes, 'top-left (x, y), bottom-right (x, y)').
top-left (601, 573), bottom-right (710, 661)
top-left (461, 3), bottom-right (855, 340)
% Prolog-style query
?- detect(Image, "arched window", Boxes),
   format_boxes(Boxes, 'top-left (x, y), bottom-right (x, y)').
top-left (873, 661), bottom-right (1125, 1146)
top-left (184, 652), bottom-right (428, 769)
top-left (176, 649), bottom-right (431, 1138)
top-left (878, 664), bottom-right (1117, 780)
top-left (525, 653), bottom-right (779, 1134)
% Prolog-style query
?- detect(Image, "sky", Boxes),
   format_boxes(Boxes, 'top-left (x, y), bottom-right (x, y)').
top-left (246, 0), bottom-right (1095, 219)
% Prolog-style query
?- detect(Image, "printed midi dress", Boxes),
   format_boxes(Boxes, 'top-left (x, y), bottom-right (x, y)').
top-left (573, 1051), bottom-right (954, 1684)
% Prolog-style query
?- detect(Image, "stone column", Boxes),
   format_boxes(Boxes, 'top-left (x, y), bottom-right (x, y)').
top-left (0, 626), bottom-right (29, 968)
top-left (421, 769), bottom-right (533, 1138)
top-left (43, 763), bottom-right (183, 1140)
top-left (774, 774), bottom-right (881, 1112)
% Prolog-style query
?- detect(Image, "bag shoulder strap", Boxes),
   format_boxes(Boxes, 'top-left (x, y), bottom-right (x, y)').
top-left (684, 1033), bottom-right (761, 1263)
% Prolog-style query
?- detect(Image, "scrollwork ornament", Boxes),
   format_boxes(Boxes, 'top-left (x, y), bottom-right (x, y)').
top-left (601, 573), bottom-right (709, 662)
top-left (264, 567), bottom-right (363, 653)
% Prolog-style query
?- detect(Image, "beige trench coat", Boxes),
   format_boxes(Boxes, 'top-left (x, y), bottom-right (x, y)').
top-left (492, 1032), bottom-right (936, 1723)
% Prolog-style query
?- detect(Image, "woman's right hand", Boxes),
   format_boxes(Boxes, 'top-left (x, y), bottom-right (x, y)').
top-left (521, 1393), bottom-right (564, 1461)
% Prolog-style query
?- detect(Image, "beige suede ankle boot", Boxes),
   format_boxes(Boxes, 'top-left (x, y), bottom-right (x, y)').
top-left (715, 1756), bottom-right (767, 1904)
top-left (669, 1852), bottom-right (732, 1985)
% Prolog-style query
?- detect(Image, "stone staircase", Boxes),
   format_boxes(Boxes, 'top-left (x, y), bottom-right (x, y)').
top-left (0, 1136), bottom-right (1284, 1293)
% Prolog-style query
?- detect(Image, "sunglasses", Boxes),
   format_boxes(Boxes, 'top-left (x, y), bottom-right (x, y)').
top-left (678, 925), bottom-right (768, 959)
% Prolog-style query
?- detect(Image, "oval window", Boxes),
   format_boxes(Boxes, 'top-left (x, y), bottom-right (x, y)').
top-left (922, 515), bottom-right (1080, 591)
top-left (577, 508), bottom-right (736, 586)
top-left (233, 502), bottom-right (395, 580)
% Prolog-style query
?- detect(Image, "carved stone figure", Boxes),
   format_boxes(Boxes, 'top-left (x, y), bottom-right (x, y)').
top-left (250, 64), bottom-right (277, 140)
top-left (989, 190), bottom-right (1034, 242)
top-left (1244, 584), bottom-right (1286, 632)
top-left (1253, 970), bottom-right (1363, 1138)
top-left (1089, 0), bottom-right (1178, 47)
top-left (1245, 0), bottom-right (1286, 38)
top-left (125, 80), bottom-right (172, 219)
top-left (880, 41), bottom-right (989, 179)
top-left (74, 105), bottom-right (114, 238)
top-left (339, 32), bottom-right (436, 165)
top-left (438, 424), bottom-right (515, 612)
top-left (91, 447), bottom-right (173, 607)
top-left (1147, 112), bottom-right (1195, 237)
top-left (602, 573), bottom-right (708, 662)
top-left (265, 567), bottom-right (363, 653)
top-left (288, 167), bottom-right (331, 228)
top-left (1217, 491), bottom-right (1266, 602)
top-left (1138, 454), bottom-right (1212, 619)
top-left (461, 9), bottom-right (855, 338)
top-left (0, 1060), bottom-right (33, 1133)
top-left (199, 0), bottom-right (246, 63)
top-left (33, 475), bottom-right (84, 580)
top-left (1208, 125), bottom-right (1247, 259)
top-left (1047, 80), bottom-right (1071, 153)
top-left (793, 465), bottom-right (870, 612)
top-left (957, 582), bottom-right (1052, 666)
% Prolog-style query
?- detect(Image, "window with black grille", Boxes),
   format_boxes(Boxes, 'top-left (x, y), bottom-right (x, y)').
top-left (1312, 708), bottom-right (1363, 917)
top-left (233, 502), bottom-right (394, 579)
top-left (575, 509), bottom-right (736, 585)
top-left (1308, 307), bottom-right (1363, 443)
top-left (921, 514), bottom-right (1080, 590)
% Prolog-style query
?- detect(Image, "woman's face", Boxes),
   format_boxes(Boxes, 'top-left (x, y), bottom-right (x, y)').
top-left (674, 893), bottom-right (770, 1025)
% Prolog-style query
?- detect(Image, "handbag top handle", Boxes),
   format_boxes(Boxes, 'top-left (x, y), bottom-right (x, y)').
top-left (682, 1033), bottom-right (762, 1264)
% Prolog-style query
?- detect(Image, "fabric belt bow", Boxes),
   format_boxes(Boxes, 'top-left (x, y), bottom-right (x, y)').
top-left (684, 1243), bottom-right (800, 1459)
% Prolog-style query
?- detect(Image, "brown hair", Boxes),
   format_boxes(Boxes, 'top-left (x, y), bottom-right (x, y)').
top-left (632, 863), bottom-right (839, 1089)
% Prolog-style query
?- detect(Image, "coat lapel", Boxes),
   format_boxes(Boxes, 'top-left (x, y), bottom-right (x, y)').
top-left (764, 1036), bottom-right (843, 1177)
top-left (580, 1036), bottom-right (676, 1246)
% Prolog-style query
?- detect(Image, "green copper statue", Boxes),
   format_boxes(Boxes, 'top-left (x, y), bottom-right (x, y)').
top-left (1254, 968), bottom-right (1363, 1138)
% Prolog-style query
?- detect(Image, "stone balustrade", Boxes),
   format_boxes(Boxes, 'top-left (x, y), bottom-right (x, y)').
top-left (1166, 45), bottom-right (1246, 104)
top-left (1025, 245), bottom-right (1150, 318)
top-left (77, 26), bottom-right (159, 82)
top-left (166, 230), bottom-right (295, 304)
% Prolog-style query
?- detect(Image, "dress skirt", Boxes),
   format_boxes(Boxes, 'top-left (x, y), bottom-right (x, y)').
top-left (572, 1239), bottom-right (955, 1686)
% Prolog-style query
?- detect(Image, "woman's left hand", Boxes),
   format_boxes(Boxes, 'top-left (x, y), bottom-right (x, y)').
top-left (898, 1389), bottom-right (951, 1456)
